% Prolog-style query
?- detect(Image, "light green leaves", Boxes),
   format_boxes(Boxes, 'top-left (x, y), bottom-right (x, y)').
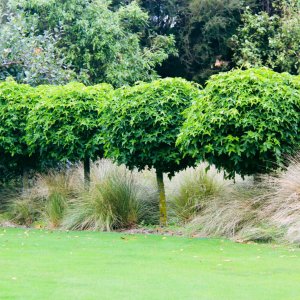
top-left (25, 82), bottom-right (114, 163)
top-left (178, 68), bottom-right (300, 178)
top-left (102, 78), bottom-right (201, 176)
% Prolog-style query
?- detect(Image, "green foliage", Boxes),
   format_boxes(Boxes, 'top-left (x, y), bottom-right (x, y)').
top-left (0, 79), bottom-right (39, 178)
top-left (0, 13), bottom-right (75, 85)
top-left (102, 77), bottom-right (200, 176)
top-left (115, 0), bottom-right (256, 82)
top-left (178, 68), bottom-right (300, 178)
top-left (178, 0), bottom-right (245, 82)
top-left (231, 1), bottom-right (300, 74)
top-left (25, 82), bottom-right (113, 164)
top-left (8, 0), bottom-right (176, 86)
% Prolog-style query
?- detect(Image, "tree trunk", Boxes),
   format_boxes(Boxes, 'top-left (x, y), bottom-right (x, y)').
top-left (156, 170), bottom-right (167, 226)
top-left (84, 156), bottom-right (90, 189)
top-left (253, 174), bottom-right (263, 185)
top-left (22, 167), bottom-right (29, 191)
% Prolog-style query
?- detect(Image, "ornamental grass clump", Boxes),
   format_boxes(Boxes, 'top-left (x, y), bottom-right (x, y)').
top-left (63, 161), bottom-right (158, 231)
top-left (39, 171), bottom-right (80, 228)
top-left (258, 155), bottom-right (300, 243)
top-left (7, 168), bottom-right (80, 227)
top-left (167, 165), bottom-right (227, 224)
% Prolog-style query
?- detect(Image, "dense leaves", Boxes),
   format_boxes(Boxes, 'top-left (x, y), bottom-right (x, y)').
top-left (5, 0), bottom-right (176, 86)
top-left (231, 1), bottom-right (300, 75)
top-left (102, 78), bottom-right (200, 176)
top-left (178, 0), bottom-right (245, 82)
top-left (0, 13), bottom-right (75, 86)
top-left (26, 82), bottom-right (113, 164)
top-left (178, 68), bottom-right (300, 178)
top-left (0, 79), bottom-right (37, 178)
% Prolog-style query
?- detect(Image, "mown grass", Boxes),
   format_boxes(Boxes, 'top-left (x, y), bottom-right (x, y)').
top-left (0, 228), bottom-right (300, 300)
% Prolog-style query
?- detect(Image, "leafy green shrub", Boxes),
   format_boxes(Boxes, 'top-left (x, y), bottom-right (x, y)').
top-left (63, 162), bottom-right (157, 231)
top-left (231, 2), bottom-right (300, 75)
top-left (26, 82), bottom-right (113, 183)
top-left (178, 68), bottom-right (300, 178)
top-left (103, 78), bottom-right (201, 224)
top-left (0, 79), bottom-right (37, 179)
top-left (168, 165), bottom-right (226, 223)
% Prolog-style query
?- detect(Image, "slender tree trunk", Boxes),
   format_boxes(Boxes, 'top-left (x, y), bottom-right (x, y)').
top-left (156, 170), bottom-right (167, 226)
top-left (84, 156), bottom-right (90, 189)
top-left (253, 173), bottom-right (262, 184)
top-left (22, 167), bottom-right (29, 191)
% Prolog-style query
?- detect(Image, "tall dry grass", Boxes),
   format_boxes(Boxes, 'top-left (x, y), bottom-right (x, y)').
top-left (3, 157), bottom-right (300, 244)
top-left (185, 157), bottom-right (300, 244)
top-left (258, 156), bottom-right (300, 243)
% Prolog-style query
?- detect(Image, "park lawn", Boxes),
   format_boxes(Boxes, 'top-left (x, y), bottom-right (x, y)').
top-left (0, 228), bottom-right (300, 300)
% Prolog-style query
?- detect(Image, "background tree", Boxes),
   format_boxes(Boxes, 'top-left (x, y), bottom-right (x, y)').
top-left (102, 78), bottom-right (200, 225)
top-left (177, 68), bottom-right (300, 178)
top-left (0, 13), bottom-right (75, 86)
top-left (25, 82), bottom-right (113, 185)
top-left (112, 0), bottom-right (292, 83)
top-left (5, 0), bottom-right (176, 87)
top-left (177, 0), bottom-right (245, 83)
top-left (231, 0), bottom-right (300, 75)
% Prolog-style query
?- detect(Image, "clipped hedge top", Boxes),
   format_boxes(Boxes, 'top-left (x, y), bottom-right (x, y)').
top-left (102, 77), bottom-right (201, 176)
top-left (177, 68), bottom-right (300, 178)
top-left (26, 82), bottom-right (113, 163)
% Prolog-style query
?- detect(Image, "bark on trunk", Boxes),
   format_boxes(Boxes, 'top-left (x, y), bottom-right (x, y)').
top-left (156, 170), bottom-right (167, 226)
top-left (84, 156), bottom-right (91, 189)
top-left (22, 167), bottom-right (29, 191)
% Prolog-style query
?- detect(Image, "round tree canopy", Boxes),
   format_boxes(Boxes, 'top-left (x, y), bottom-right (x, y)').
top-left (0, 79), bottom-right (37, 177)
top-left (26, 82), bottom-right (113, 163)
top-left (177, 68), bottom-right (300, 178)
top-left (102, 77), bottom-right (201, 176)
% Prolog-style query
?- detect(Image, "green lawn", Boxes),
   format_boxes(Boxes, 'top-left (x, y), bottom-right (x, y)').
top-left (0, 228), bottom-right (299, 300)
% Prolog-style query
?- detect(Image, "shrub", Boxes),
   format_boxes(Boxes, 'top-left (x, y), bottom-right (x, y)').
top-left (0, 79), bottom-right (37, 179)
top-left (178, 68), bottom-right (300, 178)
top-left (102, 78), bottom-right (200, 225)
top-left (25, 82), bottom-right (113, 183)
